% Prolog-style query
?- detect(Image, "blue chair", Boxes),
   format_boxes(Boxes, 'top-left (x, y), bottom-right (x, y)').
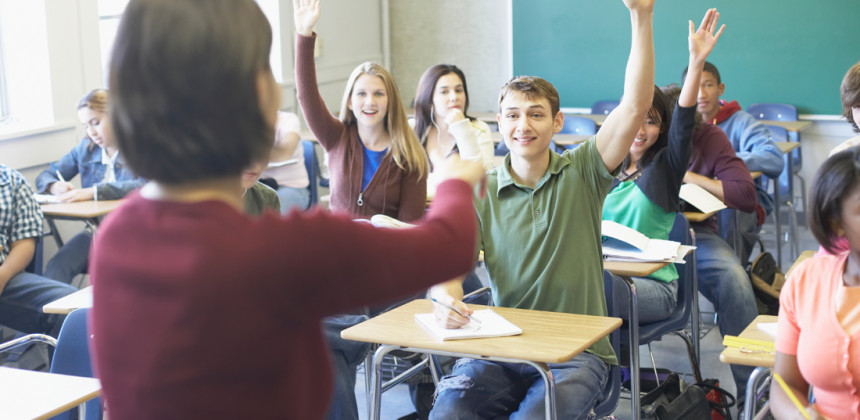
top-left (594, 270), bottom-right (622, 417)
top-left (560, 116), bottom-right (597, 136)
top-left (51, 308), bottom-right (101, 420)
top-left (494, 139), bottom-right (509, 156)
top-left (302, 140), bottom-right (319, 207)
top-left (748, 103), bottom-right (805, 214)
top-left (591, 100), bottom-right (619, 116)
top-left (619, 213), bottom-right (701, 416)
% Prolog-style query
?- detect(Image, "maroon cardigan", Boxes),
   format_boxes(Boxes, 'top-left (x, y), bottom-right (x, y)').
top-left (295, 33), bottom-right (426, 222)
top-left (687, 122), bottom-right (757, 233)
top-left (90, 180), bottom-right (476, 420)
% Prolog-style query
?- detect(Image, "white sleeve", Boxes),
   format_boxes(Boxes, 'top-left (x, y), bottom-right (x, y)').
top-left (448, 119), bottom-right (494, 170)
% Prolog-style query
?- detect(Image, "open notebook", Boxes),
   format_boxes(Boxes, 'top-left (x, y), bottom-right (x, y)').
top-left (414, 309), bottom-right (522, 341)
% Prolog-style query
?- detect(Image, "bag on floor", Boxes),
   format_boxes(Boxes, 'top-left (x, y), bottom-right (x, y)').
top-left (640, 373), bottom-right (735, 420)
top-left (747, 251), bottom-right (785, 315)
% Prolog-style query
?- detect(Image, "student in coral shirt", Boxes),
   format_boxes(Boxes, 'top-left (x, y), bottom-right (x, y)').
top-left (772, 147), bottom-right (860, 420)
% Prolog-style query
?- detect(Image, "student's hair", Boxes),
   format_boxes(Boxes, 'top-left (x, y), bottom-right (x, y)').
top-left (77, 89), bottom-right (110, 152)
top-left (661, 83), bottom-right (702, 132)
top-left (682, 61), bottom-right (721, 85)
top-left (622, 85), bottom-right (672, 172)
top-left (809, 147), bottom-right (860, 253)
top-left (338, 62), bottom-right (428, 180)
top-left (413, 64), bottom-right (473, 145)
top-left (498, 76), bottom-right (560, 118)
top-left (108, 0), bottom-right (274, 184)
top-left (841, 61), bottom-right (860, 133)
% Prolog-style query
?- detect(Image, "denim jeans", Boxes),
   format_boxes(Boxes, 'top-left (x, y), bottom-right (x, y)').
top-left (323, 314), bottom-right (370, 420)
top-left (45, 230), bottom-right (92, 285)
top-left (611, 273), bottom-right (678, 324)
top-left (276, 185), bottom-right (310, 214)
top-left (430, 352), bottom-right (609, 420)
top-left (694, 229), bottom-right (757, 397)
top-left (0, 271), bottom-right (77, 337)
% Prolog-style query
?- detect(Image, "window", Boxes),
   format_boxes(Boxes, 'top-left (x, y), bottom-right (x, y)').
top-left (98, 0), bottom-right (283, 83)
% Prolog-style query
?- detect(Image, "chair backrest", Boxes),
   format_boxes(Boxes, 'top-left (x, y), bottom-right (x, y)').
top-left (302, 140), bottom-right (319, 207)
top-left (591, 100), bottom-right (619, 116)
top-left (494, 139), bottom-right (509, 156)
top-left (51, 308), bottom-right (101, 420)
top-left (560, 115), bottom-right (597, 136)
top-left (747, 103), bottom-right (797, 122)
top-left (594, 270), bottom-right (621, 417)
top-left (765, 124), bottom-right (798, 197)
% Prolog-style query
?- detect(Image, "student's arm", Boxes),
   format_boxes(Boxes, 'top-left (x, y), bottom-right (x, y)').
top-left (448, 119), bottom-right (494, 171)
top-left (595, 0), bottom-right (655, 171)
top-left (270, 112), bottom-right (302, 163)
top-left (685, 127), bottom-right (757, 211)
top-left (429, 276), bottom-right (471, 328)
top-left (36, 141), bottom-right (86, 195)
top-left (293, 0), bottom-right (346, 151)
top-left (0, 238), bottom-right (35, 295)
top-left (683, 171), bottom-right (725, 202)
top-left (735, 119), bottom-right (784, 178)
top-left (771, 353), bottom-right (827, 419)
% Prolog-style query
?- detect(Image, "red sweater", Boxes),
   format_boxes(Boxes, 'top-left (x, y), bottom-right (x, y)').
top-left (90, 180), bottom-right (475, 420)
top-left (295, 33), bottom-right (427, 222)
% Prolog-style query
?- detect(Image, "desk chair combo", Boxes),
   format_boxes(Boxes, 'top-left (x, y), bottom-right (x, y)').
top-left (617, 213), bottom-right (702, 416)
top-left (0, 308), bottom-right (101, 420)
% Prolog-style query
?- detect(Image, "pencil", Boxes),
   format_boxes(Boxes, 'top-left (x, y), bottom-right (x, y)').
top-left (430, 298), bottom-right (481, 325)
top-left (772, 372), bottom-right (809, 420)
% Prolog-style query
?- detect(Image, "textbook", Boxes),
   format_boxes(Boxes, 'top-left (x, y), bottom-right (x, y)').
top-left (679, 183), bottom-right (726, 214)
top-left (601, 220), bottom-right (693, 263)
top-left (414, 309), bottom-right (523, 341)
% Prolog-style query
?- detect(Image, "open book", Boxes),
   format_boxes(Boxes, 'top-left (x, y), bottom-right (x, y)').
top-left (679, 183), bottom-right (726, 214)
top-left (601, 220), bottom-right (693, 263)
top-left (414, 309), bottom-right (522, 341)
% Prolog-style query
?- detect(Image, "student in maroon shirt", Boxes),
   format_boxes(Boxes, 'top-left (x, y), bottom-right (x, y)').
top-left (90, 1), bottom-right (486, 419)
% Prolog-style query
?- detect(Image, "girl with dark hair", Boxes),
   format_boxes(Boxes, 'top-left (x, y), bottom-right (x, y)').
top-left (603, 9), bottom-right (723, 323)
top-left (34, 89), bottom-right (144, 285)
top-left (412, 64), bottom-right (494, 170)
top-left (770, 147), bottom-right (860, 420)
top-left (89, 0), bottom-right (485, 418)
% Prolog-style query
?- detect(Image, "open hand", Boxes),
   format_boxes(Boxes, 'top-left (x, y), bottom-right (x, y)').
top-left (57, 187), bottom-right (96, 203)
top-left (689, 8), bottom-right (725, 64)
top-left (432, 296), bottom-right (473, 329)
top-left (623, 0), bottom-right (655, 14)
top-left (292, 0), bottom-right (320, 37)
top-left (433, 153), bottom-right (487, 198)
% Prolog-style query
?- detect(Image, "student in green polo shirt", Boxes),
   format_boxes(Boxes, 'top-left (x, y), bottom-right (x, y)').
top-left (428, 0), bottom-right (657, 418)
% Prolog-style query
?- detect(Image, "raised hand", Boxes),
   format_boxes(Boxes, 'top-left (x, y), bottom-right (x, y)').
top-left (689, 8), bottom-right (725, 65)
top-left (623, 0), bottom-right (655, 14)
top-left (292, 0), bottom-right (320, 37)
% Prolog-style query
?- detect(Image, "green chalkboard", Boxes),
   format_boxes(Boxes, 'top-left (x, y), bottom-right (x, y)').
top-left (513, 1), bottom-right (857, 115)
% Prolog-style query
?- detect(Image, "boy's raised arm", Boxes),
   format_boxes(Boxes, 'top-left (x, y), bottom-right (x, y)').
top-left (595, 0), bottom-right (656, 171)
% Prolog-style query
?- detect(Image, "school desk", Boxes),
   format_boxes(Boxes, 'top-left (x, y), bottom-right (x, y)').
top-left (683, 209), bottom-right (718, 223)
top-left (42, 285), bottom-right (92, 315)
top-left (40, 200), bottom-right (125, 248)
top-left (341, 298), bottom-right (622, 420)
top-left (719, 315), bottom-right (778, 420)
top-left (0, 366), bottom-right (101, 420)
top-left (764, 120), bottom-right (812, 133)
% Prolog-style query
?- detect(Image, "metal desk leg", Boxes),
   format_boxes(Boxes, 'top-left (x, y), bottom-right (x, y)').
top-left (46, 218), bottom-right (64, 248)
top-left (772, 177), bottom-right (783, 269)
top-left (745, 366), bottom-right (770, 420)
top-left (370, 344), bottom-right (398, 420)
top-left (621, 276), bottom-right (640, 418)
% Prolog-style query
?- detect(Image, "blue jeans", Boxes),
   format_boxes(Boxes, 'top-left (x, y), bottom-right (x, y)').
top-left (0, 271), bottom-right (76, 337)
top-left (45, 230), bottom-right (91, 285)
top-left (695, 229), bottom-right (757, 397)
top-left (276, 186), bottom-right (310, 213)
top-left (323, 314), bottom-right (370, 420)
top-left (611, 273), bottom-right (678, 324)
top-left (430, 352), bottom-right (609, 420)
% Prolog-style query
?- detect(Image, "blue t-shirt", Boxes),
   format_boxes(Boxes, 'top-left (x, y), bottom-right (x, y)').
top-left (361, 143), bottom-right (388, 191)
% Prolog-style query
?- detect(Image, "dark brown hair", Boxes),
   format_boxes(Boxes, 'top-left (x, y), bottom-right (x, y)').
top-left (841, 61), bottom-right (860, 133)
top-left (412, 64), bottom-right (473, 144)
top-left (109, 0), bottom-right (274, 184)
top-left (621, 85), bottom-right (673, 172)
top-left (809, 147), bottom-right (860, 253)
top-left (498, 76), bottom-right (560, 117)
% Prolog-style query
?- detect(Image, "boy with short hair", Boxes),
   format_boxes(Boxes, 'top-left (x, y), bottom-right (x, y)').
top-left (683, 61), bottom-right (785, 263)
top-left (0, 164), bottom-right (76, 338)
top-left (428, 0), bottom-right (656, 417)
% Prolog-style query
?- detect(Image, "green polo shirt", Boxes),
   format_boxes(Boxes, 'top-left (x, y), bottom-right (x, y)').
top-left (476, 137), bottom-right (617, 365)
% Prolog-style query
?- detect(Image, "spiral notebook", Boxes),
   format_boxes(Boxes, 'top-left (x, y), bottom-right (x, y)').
top-left (414, 309), bottom-right (522, 341)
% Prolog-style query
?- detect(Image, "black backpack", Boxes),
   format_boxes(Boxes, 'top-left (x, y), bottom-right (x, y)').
top-left (746, 252), bottom-right (785, 315)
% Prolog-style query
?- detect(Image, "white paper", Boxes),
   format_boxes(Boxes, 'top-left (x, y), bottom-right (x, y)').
top-left (414, 309), bottom-right (523, 341)
top-left (680, 183), bottom-right (727, 214)
top-left (34, 193), bottom-right (60, 204)
top-left (757, 322), bottom-right (778, 338)
top-left (370, 214), bottom-right (415, 229)
top-left (267, 159), bottom-right (298, 168)
top-left (601, 220), bottom-right (684, 262)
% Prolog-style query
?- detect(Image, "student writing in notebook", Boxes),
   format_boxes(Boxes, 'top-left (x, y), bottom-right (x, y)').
top-left (603, 8), bottom-right (723, 324)
top-left (770, 148), bottom-right (860, 420)
top-left (428, 0), bottom-right (656, 417)
top-left (90, 1), bottom-right (485, 418)
top-left (35, 89), bottom-right (145, 285)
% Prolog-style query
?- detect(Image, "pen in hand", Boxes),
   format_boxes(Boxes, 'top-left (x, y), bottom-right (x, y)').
top-left (50, 162), bottom-right (66, 183)
top-left (431, 298), bottom-right (481, 325)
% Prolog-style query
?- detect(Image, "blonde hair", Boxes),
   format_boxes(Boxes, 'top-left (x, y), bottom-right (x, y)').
top-left (78, 88), bottom-right (109, 113)
top-left (339, 62), bottom-right (428, 180)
